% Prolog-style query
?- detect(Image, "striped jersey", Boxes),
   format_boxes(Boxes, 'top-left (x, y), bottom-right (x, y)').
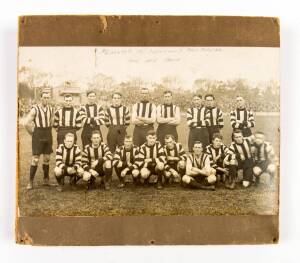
top-left (31, 105), bottom-right (53, 128)
top-left (53, 107), bottom-right (82, 129)
top-left (55, 144), bottom-right (81, 169)
top-left (105, 105), bottom-right (130, 126)
top-left (136, 141), bottom-right (166, 168)
top-left (132, 101), bottom-right (156, 124)
top-left (164, 142), bottom-right (187, 162)
top-left (206, 107), bottom-right (224, 127)
top-left (252, 142), bottom-right (275, 162)
top-left (206, 144), bottom-right (229, 168)
top-left (82, 143), bottom-right (113, 171)
top-left (230, 108), bottom-right (255, 129)
top-left (112, 145), bottom-right (140, 169)
top-left (157, 104), bottom-right (180, 123)
top-left (186, 153), bottom-right (211, 174)
top-left (186, 106), bottom-right (210, 128)
top-left (228, 138), bottom-right (253, 162)
top-left (80, 104), bottom-right (105, 127)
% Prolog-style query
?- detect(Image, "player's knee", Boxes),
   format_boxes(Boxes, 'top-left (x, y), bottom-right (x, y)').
top-left (156, 162), bottom-right (164, 171)
top-left (229, 159), bottom-right (237, 166)
top-left (178, 161), bottom-right (186, 169)
top-left (31, 155), bottom-right (40, 166)
top-left (43, 155), bottom-right (50, 164)
top-left (120, 168), bottom-right (127, 177)
top-left (267, 164), bottom-right (276, 174)
top-left (54, 166), bottom-right (63, 177)
top-left (182, 175), bottom-right (191, 184)
top-left (210, 168), bottom-right (216, 176)
top-left (164, 171), bottom-right (171, 178)
top-left (140, 168), bottom-right (150, 179)
top-left (207, 174), bottom-right (217, 184)
top-left (253, 166), bottom-right (262, 176)
top-left (104, 161), bottom-right (112, 169)
top-left (83, 171), bottom-right (91, 181)
top-left (132, 169), bottom-right (139, 178)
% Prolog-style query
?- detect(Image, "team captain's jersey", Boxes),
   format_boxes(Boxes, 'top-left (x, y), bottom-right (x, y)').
top-left (80, 103), bottom-right (105, 126)
top-left (55, 144), bottom-right (81, 169)
top-left (131, 101), bottom-right (156, 124)
top-left (206, 144), bottom-right (229, 168)
top-left (31, 105), bottom-right (53, 128)
top-left (53, 107), bottom-right (82, 129)
top-left (207, 107), bottom-right (224, 127)
top-left (227, 138), bottom-right (253, 162)
top-left (230, 108), bottom-right (255, 129)
top-left (156, 104), bottom-right (180, 123)
top-left (186, 106), bottom-right (210, 128)
top-left (82, 143), bottom-right (113, 171)
top-left (136, 141), bottom-right (166, 168)
top-left (105, 105), bottom-right (130, 126)
top-left (252, 142), bottom-right (275, 162)
top-left (186, 153), bottom-right (212, 174)
top-left (112, 145), bottom-right (139, 168)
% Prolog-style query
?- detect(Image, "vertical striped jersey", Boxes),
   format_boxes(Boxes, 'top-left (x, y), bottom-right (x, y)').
top-left (186, 153), bottom-right (212, 174)
top-left (164, 142), bottom-right (187, 162)
top-left (82, 143), bottom-right (113, 171)
top-left (206, 144), bottom-right (229, 168)
top-left (207, 107), bottom-right (224, 127)
top-left (53, 107), bottom-right (82, 129)
top-left (230, 108), bottom-right (255, 129)
top-left (252, 142), bottom-right (275, 162)
top-left (136, 141), bottom-right (166, 168)
top-left (186, 106), bottom-right (210, 128)
top-left (32, 105), bottom-right (53, 128)
top-left (55, 144), bottom-right (81, 169)
top-left (80, 103), bottom-right (105, 127)
top-left (105, 105), bottom-right (130, 126)
top-left (132, 101), bottom-right (156, 124)
top-left (112, 145), bottom-right (140, 169)
top-left (156, 104), bottom-right (181, 123)
top-left (228, 138), bottom-right (253, 162)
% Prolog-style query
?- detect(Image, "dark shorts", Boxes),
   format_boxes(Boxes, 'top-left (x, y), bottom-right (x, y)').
top-left (133, 124), bottom-right (154, 147)
top-left (32, 128), bottom-right (53, 155)
top-left (157, 124), bottom-right (178, 145)
top-left (107, 125), bottom-right (127, 152)
top-left (207, 126), bottom-right (220, 142)
top-left (81, 125), bottom-right (102, 148)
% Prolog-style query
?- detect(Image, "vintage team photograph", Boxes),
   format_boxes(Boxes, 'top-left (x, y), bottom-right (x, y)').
top-left (17, 46), bottom-right (280, 217)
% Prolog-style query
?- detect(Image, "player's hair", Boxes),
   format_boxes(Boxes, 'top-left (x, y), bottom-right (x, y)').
top-left (64, 132), bottom-right (75, 140)
top-left (112, 92), bottom-right (122, 98)
top-left (232, 129), bottom-right (243, 136)
top-left (164, 134), bottom-right (175, 141)
top-left (193, 141), bottom-right (203, 147)
top-left (205, 94), bottom-right (215, 100)
top-left (64, 93), bottom-right (73, 99)
top-left (193, 94), bottom-right (202, 99)
top-left (212, 133), bottom-right (223, 140)
top-left (164, 90), bottom-right (172, 96)
top-left (124, 135), bottom-right (133, 141)
top-left (91, 130), bottom-right (101, 137)
top-left (86, 90), bottom-right (96, 96)
top-left (40, 91), bottom-right (50, 98)
top-left (146, 130), bottom-right (156, 137)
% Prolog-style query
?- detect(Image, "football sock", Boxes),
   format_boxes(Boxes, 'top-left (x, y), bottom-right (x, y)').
top-left (42, 164), bottom-right (49, 179)
top-left (29, 165), bottom-right (38, 181)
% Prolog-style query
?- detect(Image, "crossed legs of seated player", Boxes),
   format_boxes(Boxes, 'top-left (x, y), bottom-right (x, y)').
top-left (27, 154), bottom-right (50, 189)
top-left (181, 167), bottom-right (216, 190)
top-left (54, 166), bottom-right (84, 191)
top-left (140, 162), bottom-right (164, 189)
top-left (114, 164), bottom-right (139, 188)
top-left (82, 160), bottom-right (112, 190)
top-left (164, 160), bottom-right (186, 185)
top-left (253, 162), bottom-right (276, 186)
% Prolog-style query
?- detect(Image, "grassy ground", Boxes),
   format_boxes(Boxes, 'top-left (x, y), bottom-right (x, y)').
top-left (18, 115), bottom-right (279, 217)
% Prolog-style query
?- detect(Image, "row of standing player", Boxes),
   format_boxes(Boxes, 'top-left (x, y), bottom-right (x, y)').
top-left (24, 88), bottom-right (258, 190)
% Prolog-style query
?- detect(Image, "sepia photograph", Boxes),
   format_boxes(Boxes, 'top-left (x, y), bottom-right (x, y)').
top-left (17, 46), bottom-right (280, 217)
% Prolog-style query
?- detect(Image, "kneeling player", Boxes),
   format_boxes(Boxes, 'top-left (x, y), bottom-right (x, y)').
top-left (54, 133), bottom-right (84, 192)
top-left (81, 130), bottom-right (113, 190)
top-left (136, 130), bottom-right (166, 189)
top-left (225, 129), bottom-right (254, 189)
top-left (181, 141), bottom-right (216, 190)
top-left (113, 135), bottom-right (140, 188)
top-left (251, 131), bottom-right (277, 186)
top-left (163, 134), bottom-right (187, 185)
top-left (206, 133), bottom-right (229, 184)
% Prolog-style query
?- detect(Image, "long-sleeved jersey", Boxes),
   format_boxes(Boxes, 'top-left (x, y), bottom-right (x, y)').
top-left (227, 138), bottom-right (253, 162)
top-left (53, 107), bottom-right (82, 130)
top-left (55, 144), bottom-right (81, 169)
top-left (205, 144), bottom-right (229, 168)
top-left (112, 145), bottom-right (140, 169)
top-left (186, 153), bottom-right (212, 175)
top-left (206, 107), bottom-right (224, 128)
top-left (230, 108), bottom-right (255, 129)
top-left (136, 141), bottom-right (166, 168)
top-left (79, 103), bottom-right (105, 127)
top-left (186, 106), bottom-right (210, 128)
top-left (105, 105), bottom-right (130, 127)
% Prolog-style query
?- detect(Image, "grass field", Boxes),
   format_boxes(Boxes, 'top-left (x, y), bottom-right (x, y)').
top-left (18, 114), bottom-right (279, 217)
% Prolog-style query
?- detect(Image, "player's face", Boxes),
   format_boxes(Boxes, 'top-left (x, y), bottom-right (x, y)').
top-left (163, 93), bottom-right (172, 105)
top-left (64, 97), bottom-right (73, 107)
top-left (193, 143), bottom-right (203, 155)
top-left (112, 94), bottom-right (122, 107)
top-left (236, 97), bottom-right (245, 109)
top-left (165, 137), bottom-right (175, 149)
top-left (64, 136), bottom-right (74, 148)
top-left (146, 135), bottom-right (156, 146)
top-left (254, 134), bottom-right (265, 145)
top-left (140, 89), bottom-right (149, 101)
top-left (205, 96), bottom-right (215, 108)
top-left (87, 93), bottom-right (96, 104)
top-left (233, 133), bottom-right (243, 144)
top-left (212, 138), bottom-right (222, 148)
top-left (124, 138), bottom-right (133, 150)
top-left (91, 134), bottom-right (101, 146)
top-left (192, 96), bottom-right (202, 107)
top-left (41, 93), bottom-right (50, 106)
